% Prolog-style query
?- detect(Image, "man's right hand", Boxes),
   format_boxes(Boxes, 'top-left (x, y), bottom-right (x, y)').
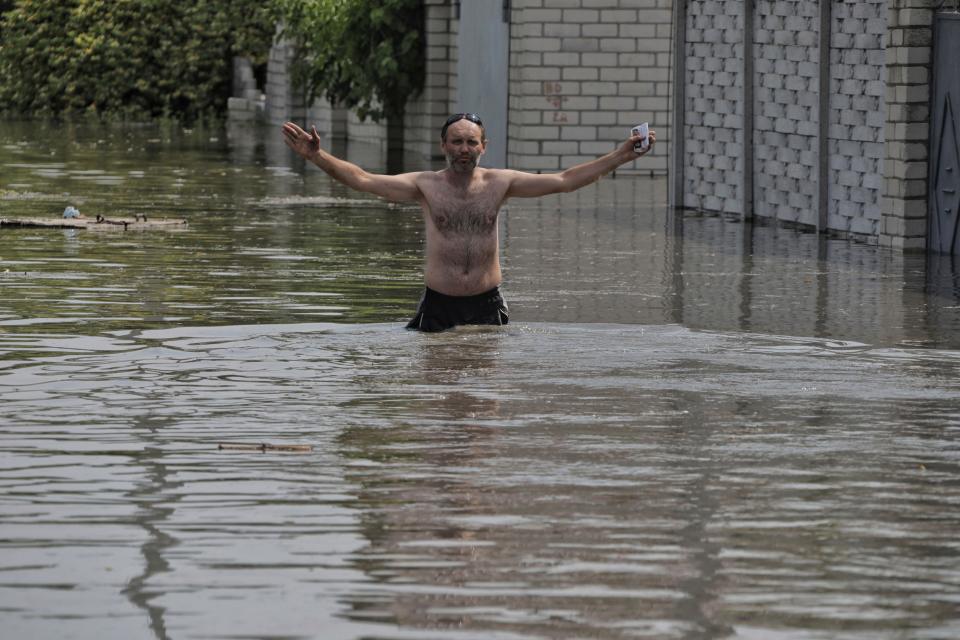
top-left (282, 122), bottom-right (321, 161)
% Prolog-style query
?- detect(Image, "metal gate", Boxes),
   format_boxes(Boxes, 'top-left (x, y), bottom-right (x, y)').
top-left (929, 9), bottom-right (960, 254)
top-left (456, 0), bottom-right (510, 168)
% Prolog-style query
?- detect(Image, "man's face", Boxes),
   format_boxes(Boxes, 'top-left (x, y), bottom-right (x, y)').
top-left (441, 120), bottom-right (485, 174)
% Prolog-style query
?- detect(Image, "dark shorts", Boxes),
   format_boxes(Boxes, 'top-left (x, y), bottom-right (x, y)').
top-left (406, 286), bottom-right (509, 332)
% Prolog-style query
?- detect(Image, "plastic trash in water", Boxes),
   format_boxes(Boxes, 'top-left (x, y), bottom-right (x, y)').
top-left (63, 206), bottom-right (81, 219)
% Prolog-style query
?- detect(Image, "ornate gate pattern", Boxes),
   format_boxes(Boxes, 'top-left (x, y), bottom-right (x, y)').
top-left (929, 7), bottom-right (960, 254)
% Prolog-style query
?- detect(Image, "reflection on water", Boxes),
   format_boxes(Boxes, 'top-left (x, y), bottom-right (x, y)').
top-left (2, 324), bottom-right (959, 639)
top-left (2, 121), bottom-right (960, 639)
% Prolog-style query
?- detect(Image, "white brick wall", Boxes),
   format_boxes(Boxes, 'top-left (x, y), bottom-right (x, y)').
top-left (508, 0), bottom-right (673, 175)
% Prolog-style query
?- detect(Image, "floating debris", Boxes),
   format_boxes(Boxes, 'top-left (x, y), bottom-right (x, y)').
top-left (1, 215), bottom-right (187, 231)
top-left (0, 189), bottom-right (64, 201)
top-left (218, 442), bottom-right (313, 453)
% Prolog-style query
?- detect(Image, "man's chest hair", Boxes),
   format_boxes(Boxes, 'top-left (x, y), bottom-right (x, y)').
top-left (426, 186), bottom-right (501, 236)
top-left (424, 173), bottom-right (505, 216)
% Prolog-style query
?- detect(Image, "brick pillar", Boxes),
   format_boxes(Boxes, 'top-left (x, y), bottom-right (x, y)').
top-left (227, 56), bottom-right (266, 122)
top-left (403, 0), bottom-right (458, 169)
top-left (265, 28), bottom-right (307, 125)
top-left (263, 26), bottom-right (335, 138)
top-left (880, 0), bottom-right (933, 250)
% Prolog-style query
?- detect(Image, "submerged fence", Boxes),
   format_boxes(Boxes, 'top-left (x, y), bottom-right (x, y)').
top-left (670, 0), bottom-right (938, 251)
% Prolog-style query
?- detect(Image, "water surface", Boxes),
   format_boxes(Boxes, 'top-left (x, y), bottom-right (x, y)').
top-left (2, 120), bottom-right (959, 639)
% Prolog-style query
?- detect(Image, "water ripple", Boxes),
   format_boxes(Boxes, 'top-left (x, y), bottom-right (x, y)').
top-left (2, 323), bottom-right (958, 638)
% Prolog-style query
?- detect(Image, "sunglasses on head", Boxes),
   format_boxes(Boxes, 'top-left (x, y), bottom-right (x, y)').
top-left (441, 113), bottom-right (483, 138)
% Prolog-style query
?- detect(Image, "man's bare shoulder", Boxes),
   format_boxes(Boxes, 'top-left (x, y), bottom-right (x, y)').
top-left (415, 169), bottom-right (445, 181)
top-left (481, 167), bottom-right (514, 178)
top-left (467, 167), bottom-right (519, 188)
top-left (411, 169), bottom-right (455, 187)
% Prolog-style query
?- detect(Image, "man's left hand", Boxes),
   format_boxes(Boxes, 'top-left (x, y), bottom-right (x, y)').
top-left (625, 129), bottom-right (656, 158)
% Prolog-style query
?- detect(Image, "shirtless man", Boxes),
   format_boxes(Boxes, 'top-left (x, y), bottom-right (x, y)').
top-left (281, 113), bottom-right (656, 331)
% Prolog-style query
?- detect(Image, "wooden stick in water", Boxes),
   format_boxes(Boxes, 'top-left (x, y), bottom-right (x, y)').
top-left (218, 442), bottom-right (313, 453)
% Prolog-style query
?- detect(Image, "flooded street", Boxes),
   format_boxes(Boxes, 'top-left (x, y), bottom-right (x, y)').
top-left (2, 120), bottom-right (960, 639)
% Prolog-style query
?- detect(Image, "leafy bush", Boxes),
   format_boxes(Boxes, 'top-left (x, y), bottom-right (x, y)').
top-left (0, 0), bottom-right (276, 120)
top-left (276, 0), bottom-right (425, 123)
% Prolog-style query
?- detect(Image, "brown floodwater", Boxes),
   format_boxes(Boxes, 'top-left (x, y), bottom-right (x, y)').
top-left (1, 120), bottom-right (959, 639)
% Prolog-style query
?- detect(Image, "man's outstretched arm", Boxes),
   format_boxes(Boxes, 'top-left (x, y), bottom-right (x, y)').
top-left (504, 129), bottom-right (656, 199)
top-left (282, 122), bottom-right (421, 203)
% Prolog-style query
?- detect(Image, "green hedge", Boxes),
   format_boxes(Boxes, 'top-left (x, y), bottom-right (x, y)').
top-left (277, 0), bottom-right (424, 123)
top-left (0, 0), bottom-right (276, 120)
